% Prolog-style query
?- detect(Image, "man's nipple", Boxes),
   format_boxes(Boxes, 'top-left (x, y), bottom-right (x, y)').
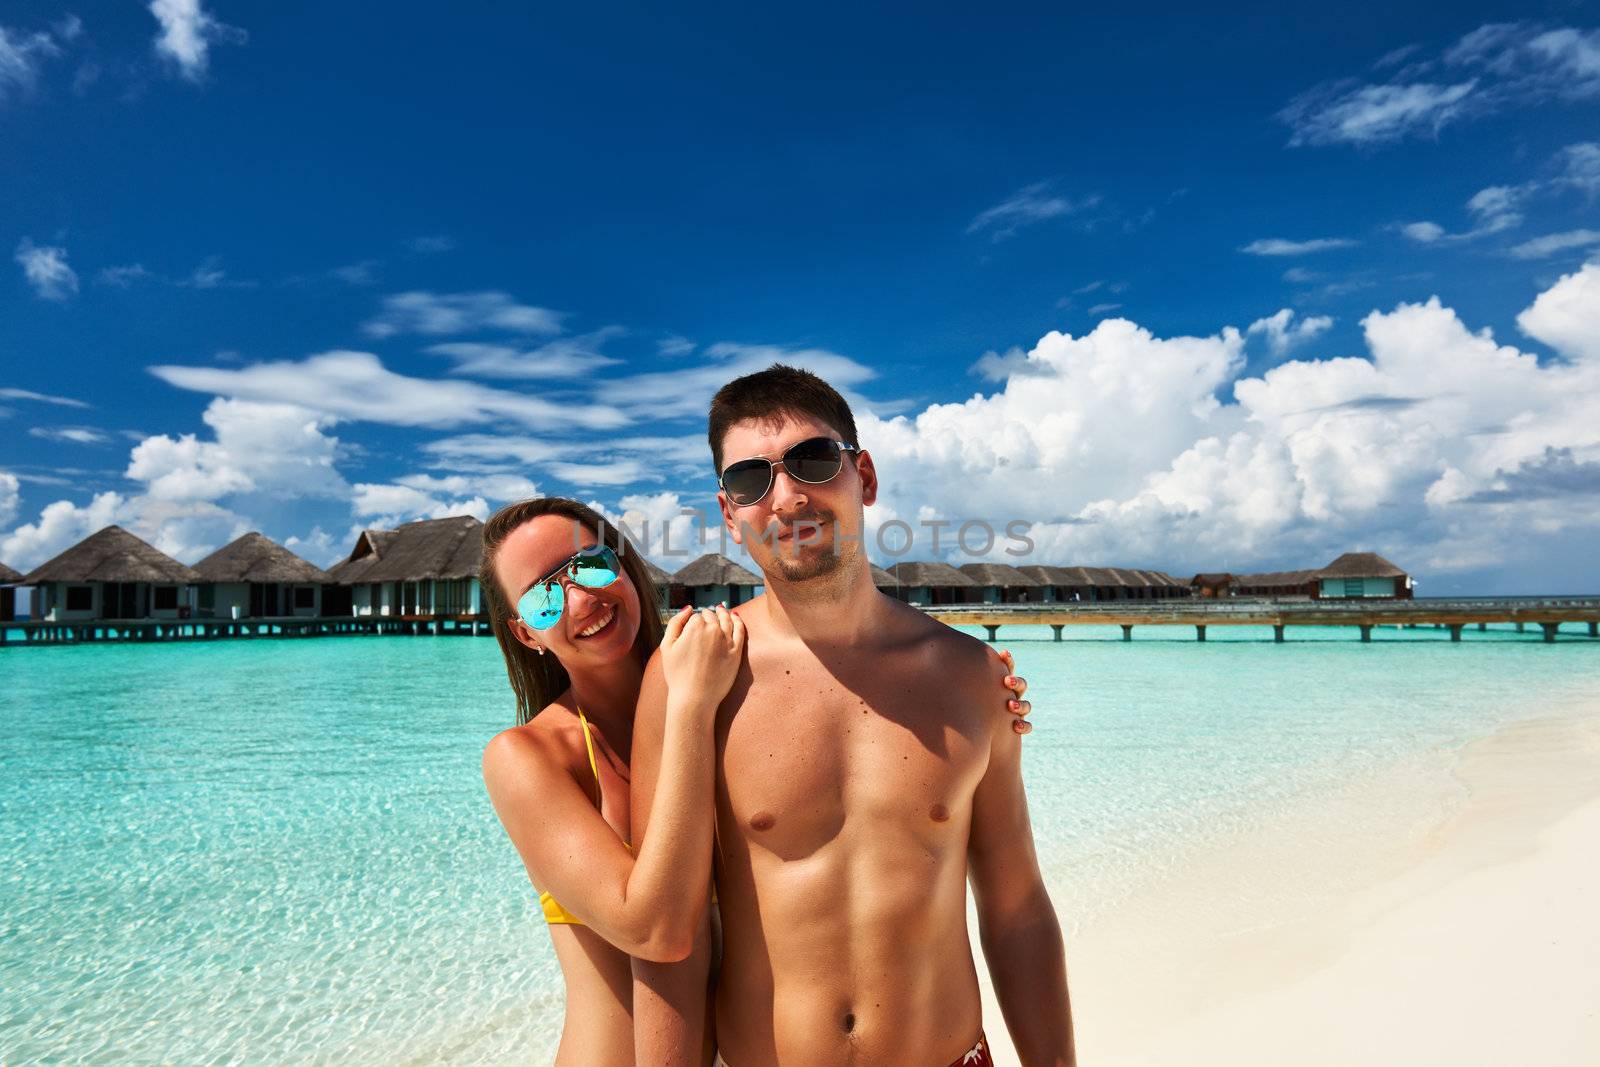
top-left (930, 803), bottom-right (951, 823)
top-left (749, 810), bottom-right (776, 832)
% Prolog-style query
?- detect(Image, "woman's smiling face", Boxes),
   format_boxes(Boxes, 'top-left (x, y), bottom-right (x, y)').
top-left (496, 513), bottom-right (643, 666)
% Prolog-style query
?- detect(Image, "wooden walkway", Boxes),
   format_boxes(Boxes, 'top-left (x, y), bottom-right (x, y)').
top-left (6, 597), bottom-right (1600, 648)
top-left (928, 597), bottom-right (1600, 643)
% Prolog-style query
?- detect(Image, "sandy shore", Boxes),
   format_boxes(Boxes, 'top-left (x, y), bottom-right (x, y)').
top-left (974, 709), bottom-right (1600, 1066)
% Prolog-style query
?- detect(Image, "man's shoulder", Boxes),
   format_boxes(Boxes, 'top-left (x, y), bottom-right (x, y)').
top-left (884, 599), bottom-right (1006, 686)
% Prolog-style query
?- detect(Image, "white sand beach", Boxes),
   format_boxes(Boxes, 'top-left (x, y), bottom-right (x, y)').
top-left (974, 710), bottom-right (1600, 1066)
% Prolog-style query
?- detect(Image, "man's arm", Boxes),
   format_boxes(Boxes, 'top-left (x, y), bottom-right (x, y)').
top-left (968, 658), bottom-right (1076, 1067)
top-left (630, 640), bottom-right (714, 1065)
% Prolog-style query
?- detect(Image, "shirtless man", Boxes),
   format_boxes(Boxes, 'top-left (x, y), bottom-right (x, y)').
top-left (629, 365), bottom-right (1075, 1065)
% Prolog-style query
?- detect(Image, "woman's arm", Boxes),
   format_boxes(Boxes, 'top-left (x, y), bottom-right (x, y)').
top-left (482, 604), bottom-right (741, 962)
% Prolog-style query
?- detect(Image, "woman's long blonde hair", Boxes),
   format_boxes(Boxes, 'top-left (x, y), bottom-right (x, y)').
top-left (480, 498), bottom-right (666, 725)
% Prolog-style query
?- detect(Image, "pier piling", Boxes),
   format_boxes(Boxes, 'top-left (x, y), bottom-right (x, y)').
top-left (1121, 625), bottom-right (1133, 642)
top-left (1050, 624), bottom-right (1063, 641)
top-left (1449, 624), bottom-right (1463, 642)
top-left (982, 624), bottom-right (999, 642)
top-left (1542, 622), bottom-right (1559, 643)
top-left (1359, 625), bottom-right (1373, 642)
top-left (1273, 624), bottom-right (1285, 643)
top-left (1195, 625), bottom-right (1207, 642)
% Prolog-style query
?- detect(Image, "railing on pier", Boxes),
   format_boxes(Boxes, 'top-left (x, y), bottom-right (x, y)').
top-left (922, 596), bottom-right (1600, 644)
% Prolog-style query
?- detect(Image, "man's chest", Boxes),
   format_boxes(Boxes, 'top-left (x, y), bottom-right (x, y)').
top-left (715, 651), bottom-right (992, 857)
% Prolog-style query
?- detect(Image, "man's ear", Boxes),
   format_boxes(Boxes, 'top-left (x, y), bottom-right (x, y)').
top-left (856, 449), bottom-right (878, 507)
top-left (717, 489), bottom-right (744, 545)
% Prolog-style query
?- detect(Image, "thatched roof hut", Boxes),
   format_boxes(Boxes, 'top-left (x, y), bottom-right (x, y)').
top-left (192, 532), bottom-right (331, 584)
top-left (0, 561), bottom-right (21, 584)
top-left (1316, 552), bottom-right (1406, 579)
top-left (957, 562), bottom-right (1044, 587)
top-left (641, 557), bottom-right (673, 587)
top-left (329, 515), bottom-right (483, 583)
top-left (673, 553), bottom-right (762, 588)
top-left (886, 561), bottom-right (975, 587)
top-left (22, 525), bottom-right (200, 585)
top-left (868, 563), bottom-right (897, 587)
top-left (1016, 564), bottom-right (1073, 586)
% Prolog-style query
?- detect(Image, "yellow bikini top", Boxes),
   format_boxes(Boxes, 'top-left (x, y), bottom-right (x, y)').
top-left (538, 708), bottom-right (631, 925)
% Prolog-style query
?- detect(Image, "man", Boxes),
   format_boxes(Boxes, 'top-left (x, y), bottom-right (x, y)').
top-left (631, 365), bottom-right (1074, 1066)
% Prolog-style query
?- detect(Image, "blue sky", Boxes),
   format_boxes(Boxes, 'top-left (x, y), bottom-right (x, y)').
top-left (3, 1), bottom-right (1599, 593)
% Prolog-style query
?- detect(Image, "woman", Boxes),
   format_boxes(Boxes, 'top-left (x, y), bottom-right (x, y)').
top-left (479, 498), bottom-right (1033, 1064)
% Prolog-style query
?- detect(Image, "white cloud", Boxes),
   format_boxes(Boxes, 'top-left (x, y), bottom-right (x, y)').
top-left (148, 0), bottom-right (245, 82)
top-left (426, 327), bottom-right (625, 378)
top-left (283, 525), bottom-right (355, 569)
top-left (14, 238), bottom-right (79, 300)
top-left (1517, 261), bottom-right (1600, 362)
top-left (605, 342), bottom-right (897, 421)
top-left (1401, 221), bottom-right (1446, 243)
top-left (1282, 23), bottom-right (1600, 148)
top-left (658, 335), bottom-right (696, 357)
top-left (1554, 142), bottom-right (1600, 199)
top-left (349, 483), bottom-right (490, 528)
top-left (1247, 309), bottom-right (1334, 356)
top-left (1, 491), bottom-right (130, 571)
top-left (363, 291), bottom-right (564, 338)
top-left (0, 471), bottom-right (18, 528)
top-left (0, 21), bottom-right (62, 103)
top-left (125, 398), bottom-right (347, 502)
top-left (1239, 237), bottom-right (1357, 256)
top-left (0, 387), bottom-right (90, 409)
top-left (968, 183), bottom-right (1102, 241)
top-left (99, 264), bottom-right (154, 287)
top-left (1507, 230), bottom-right (1600, 260)
top-left (148, 349), bottom-right (629, 431)
top-left (28, 426), bottom-right (110, 445)
top-left (853, 262), bottom-right (1600, 579)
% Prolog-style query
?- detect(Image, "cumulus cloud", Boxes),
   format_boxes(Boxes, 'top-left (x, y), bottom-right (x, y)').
top-left (1283, 23), bottom-right (1600, 148)
top-left (148, 349), bottom-right (628, 431)
top-left (968, 183), bottom-right (1102, 241)
top-left (1239, 237), bottom-right (1357, 256)
top-left (14, 238), bottom-right (78, 300)
top-left (363, 290), bottom-right (565, 338)
top-left (1247, 309), bottom-right (1334, 356)
top-left (148, 0), bottom-right (245, 82)
top-left (1516, 260), bottom-right (1600, 361)
top-left (854, 261), bottom-right (1600, 580)
top-left (126, 398), bottom-right (347, 502)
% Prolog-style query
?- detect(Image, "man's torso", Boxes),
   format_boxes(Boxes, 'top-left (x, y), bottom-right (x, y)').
top-left (712, 596), bottom-right (1000, 1065)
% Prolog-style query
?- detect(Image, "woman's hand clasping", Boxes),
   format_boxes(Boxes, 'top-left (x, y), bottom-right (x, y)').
top-left (660, 603), bottom-right (746, 710)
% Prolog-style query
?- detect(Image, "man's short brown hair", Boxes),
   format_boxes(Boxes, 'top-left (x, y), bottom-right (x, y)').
top-left (707, 363), bottom-right (859, 474)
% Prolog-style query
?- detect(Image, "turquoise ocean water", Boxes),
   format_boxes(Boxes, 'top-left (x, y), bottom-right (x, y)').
top-left (4, 623), bottom-right (1599, 1064)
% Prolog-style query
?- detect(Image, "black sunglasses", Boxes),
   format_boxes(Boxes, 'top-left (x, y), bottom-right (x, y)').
top-left (719, 436), bottom-right (859, 506)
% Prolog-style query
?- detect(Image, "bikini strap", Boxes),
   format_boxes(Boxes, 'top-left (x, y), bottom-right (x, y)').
top-left (575, 706), bottom-right (604, 809)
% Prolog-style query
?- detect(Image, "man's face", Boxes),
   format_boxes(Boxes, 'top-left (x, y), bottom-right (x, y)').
top-left (716, 412), bottom-right (877, 584)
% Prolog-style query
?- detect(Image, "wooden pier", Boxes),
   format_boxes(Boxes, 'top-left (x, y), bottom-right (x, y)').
top-left (927, 596), bottom-right (1600, 644)
top-left (6, 597), bottom-right (1600, 648)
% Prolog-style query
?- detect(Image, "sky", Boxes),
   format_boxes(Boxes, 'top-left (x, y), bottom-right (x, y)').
top-left (2, 1), bottom-right (1599, 594)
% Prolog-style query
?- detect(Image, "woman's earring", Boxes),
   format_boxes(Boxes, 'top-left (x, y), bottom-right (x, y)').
top-left (534, 644), bottom-right (545, 655)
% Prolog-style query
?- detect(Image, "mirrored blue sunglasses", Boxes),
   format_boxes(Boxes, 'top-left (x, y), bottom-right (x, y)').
top-left (516, 544), bottom-right (623, 632)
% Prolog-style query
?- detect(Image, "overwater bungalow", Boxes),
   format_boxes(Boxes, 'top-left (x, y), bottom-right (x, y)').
top-left (1191, 572), bottom-right (1235, 598)
top-left (669, 553), bottom-right (764, 608)
top-left (883, 561), bottom-right (978, 606)
top-left (191, 532), bottom-right (334, 619)
top-left (868, 563), bottom-right (897, 591)
top-left (1230, 569), bottom-right (1320, 598)
top-left (21, 525), bottom-right (200, 621)
top-left (328, 514), bottom-right (484, 619)
top-left (0, 561), bottom-right (20, 622)
top-left (1315, 552), bottom-right (1412, 599)
top-left (957, 562), bottom-right (1046, 604)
